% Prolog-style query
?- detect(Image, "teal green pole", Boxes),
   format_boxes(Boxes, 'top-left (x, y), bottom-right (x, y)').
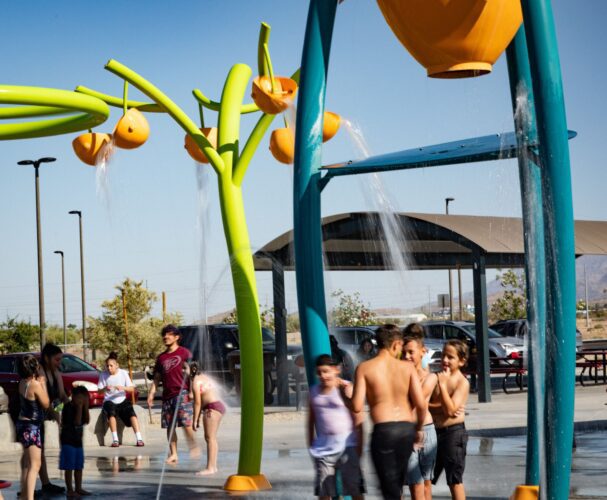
top-left (293, 0), bottom-right (337, 382)
top-left (519, 1), bottom-right (577, 498)
top-left (506, 26), bottom-right (546, 487)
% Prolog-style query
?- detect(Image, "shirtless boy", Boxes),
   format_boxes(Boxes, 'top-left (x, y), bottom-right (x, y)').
top-left (403, 326), bottom-right (439, 500)
top-left (340, 324), bottom-right (426, 500)
top-left (429, 340), bottom-right (470, 500)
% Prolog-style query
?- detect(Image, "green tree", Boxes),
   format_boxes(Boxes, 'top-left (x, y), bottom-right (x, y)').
top-left (0, 317), bottom-right (38, 353)
top-left (88, 278), bottom-right (181, 370)
top-left (222, 305), bottom-right (275, 330)
top-left (489, 269), bottom-right (527, 322)
top-left (329, 289), bottom-right (377, 327)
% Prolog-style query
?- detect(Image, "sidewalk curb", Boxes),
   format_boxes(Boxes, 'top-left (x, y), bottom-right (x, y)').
top-left (468, 419), bottom-right (607, 437)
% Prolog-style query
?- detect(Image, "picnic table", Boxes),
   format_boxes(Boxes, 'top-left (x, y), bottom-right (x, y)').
top-left (576, 349), bottom-right (607, 386)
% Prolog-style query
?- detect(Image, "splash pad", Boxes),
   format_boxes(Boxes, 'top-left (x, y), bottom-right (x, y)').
top-left (293, 1), bottom-right (576, 499)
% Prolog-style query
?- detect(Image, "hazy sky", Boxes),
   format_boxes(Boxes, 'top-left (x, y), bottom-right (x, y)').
top-left (1, 1), bottom-right (605, 327)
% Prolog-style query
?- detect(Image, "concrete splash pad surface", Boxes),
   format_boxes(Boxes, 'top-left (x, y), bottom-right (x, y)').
top-left (0, 385), bottom-right (605, 498)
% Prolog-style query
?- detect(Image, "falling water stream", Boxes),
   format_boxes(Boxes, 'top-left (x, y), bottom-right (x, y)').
top-left (341, 119), bottom-right (414, 303)
top-left (514, 82), bottom-right (547, 498)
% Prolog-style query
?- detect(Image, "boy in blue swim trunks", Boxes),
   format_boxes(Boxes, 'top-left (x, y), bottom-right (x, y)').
top-left (60, 386), bottom-right (91, 496)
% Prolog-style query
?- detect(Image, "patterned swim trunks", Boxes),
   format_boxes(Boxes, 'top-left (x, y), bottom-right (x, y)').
top-left (161, 390), bottom-right (193, 429)
top-left (16, 420), bottom-right (42, 449)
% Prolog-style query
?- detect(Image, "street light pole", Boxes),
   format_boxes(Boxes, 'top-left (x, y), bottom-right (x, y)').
top-left (54, 251), bottom-right (67, 346)
top-left (18, 157), bottom-right (56, 349)
top-left (445, 197), bottom-right (455, 320)
top-left (69, 210), bottom-right (87, 361)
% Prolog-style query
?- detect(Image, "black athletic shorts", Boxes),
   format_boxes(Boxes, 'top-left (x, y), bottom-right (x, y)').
top-left (370, 421), bottom-right (416, 500)
top-left (433, 423), bottom-right (468, 486)
top-left (102, 399), bottom-right (136, 427)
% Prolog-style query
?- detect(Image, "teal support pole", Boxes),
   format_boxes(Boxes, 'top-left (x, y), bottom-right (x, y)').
top-left (506, 26), bottom-right (546, 487)
top-left (293, 0), bottom-right (337, 382)
top-left (519, 1), bottom-right (577, 498)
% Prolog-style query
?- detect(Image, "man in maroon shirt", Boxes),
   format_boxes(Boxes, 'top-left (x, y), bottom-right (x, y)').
top-left (147, 324), bottom-right (199, 463)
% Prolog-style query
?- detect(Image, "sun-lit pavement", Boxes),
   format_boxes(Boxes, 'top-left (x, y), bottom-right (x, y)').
top-left (0, 384), bottom-right (605, 499)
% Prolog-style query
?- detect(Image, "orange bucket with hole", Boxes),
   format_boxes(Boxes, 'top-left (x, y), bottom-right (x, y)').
top-left (376, 0), bottom-right (523, 78)
top-left (113, 108), bottom-right (150, 149)
top-left (184, 127), bottom-right (218, 164)
top-left (269, 128), bottom-right (295, 164)
top-left (323, 111), bottom-right (341, 143)
top-left (251, 76), bottom-right (298, 115)
top-left (72, 132), bottom-right (113, 166)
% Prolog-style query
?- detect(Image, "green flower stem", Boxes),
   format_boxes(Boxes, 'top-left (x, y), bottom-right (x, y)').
top-left (198, 103), bottom-right (205, 128)
top-left (257, 22), bottom-right (271, 77)
top-left (104, 59), bottom-right (224, 174)
top-left (263, 43), bottom-right (277, 94)
top-left (75, 86), bottom-right (163, 112)
top-left (234, 68), bottom-right (299, 186)
top-left (192, 88), bottom-right (259, 114)
top-left (122, 81), bottom-right (128, 115)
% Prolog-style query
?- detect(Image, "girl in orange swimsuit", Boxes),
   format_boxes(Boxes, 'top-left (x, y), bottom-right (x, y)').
top-left (189, 361), bottom-right (225, 475)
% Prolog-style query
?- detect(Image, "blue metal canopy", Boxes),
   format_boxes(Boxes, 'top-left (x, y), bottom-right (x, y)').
top-left (320, 130), bottom-right (577, 189)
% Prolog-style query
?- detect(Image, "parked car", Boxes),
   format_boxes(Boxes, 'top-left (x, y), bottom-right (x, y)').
top-left (329, 326), bottom-right (379, 359)
top-left (0, 352), bottom-right (106, 421)
top-left (490, 319), bottom-right (583, 353)
top-left (420, 321), bottom-right (525, 371)
top-left (177, 324), bottom-right (302, 396)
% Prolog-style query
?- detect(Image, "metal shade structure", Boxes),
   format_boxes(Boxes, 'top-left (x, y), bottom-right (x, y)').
top-left (254, 212), bottom-right (607, 271)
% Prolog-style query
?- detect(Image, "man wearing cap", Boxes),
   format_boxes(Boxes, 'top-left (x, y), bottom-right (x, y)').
top-left (147, 324), bottom-right (199, 463)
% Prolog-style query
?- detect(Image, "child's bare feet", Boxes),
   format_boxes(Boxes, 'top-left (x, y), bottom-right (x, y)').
top-left (66, 491), bottom-right (78, 498)
top-left (165, 454), bottom-right (178, 464)
top-left (76, 489), bottom-right (92, 496)
top-left (195, 467), bottom-right (218, 476)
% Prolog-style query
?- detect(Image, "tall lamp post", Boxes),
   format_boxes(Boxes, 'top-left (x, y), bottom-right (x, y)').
top-left (445, 197), bottom-right (454, 320)
top-left (69, 210), bottom-right (87, 361)
top-left (18, 157), bottom-right (56, 349)
top-left (54, 250), bottom-right (67, 346)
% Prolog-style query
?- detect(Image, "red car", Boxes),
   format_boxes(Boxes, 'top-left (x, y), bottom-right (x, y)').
top-left (0, 352), bottom-right (110, 420)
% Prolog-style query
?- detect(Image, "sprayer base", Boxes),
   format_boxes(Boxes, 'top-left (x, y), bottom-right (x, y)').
top-left (223, 474), bottom-right (271, 491)
top-left (510, 484), bottom-right (539, 500)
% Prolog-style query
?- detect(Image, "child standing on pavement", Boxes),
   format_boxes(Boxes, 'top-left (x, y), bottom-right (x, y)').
top-left (308, 354), bottom-right (365, 500)
top-left (429, 340), bottom-right (470, 500)
top-left (403, 327), bottom-right (439, 500)
top-left (60, 386), bottom-right (91, 497)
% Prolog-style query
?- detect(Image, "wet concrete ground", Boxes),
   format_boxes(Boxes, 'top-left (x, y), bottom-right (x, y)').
top-left (0, 384), bottom-right (605, 499)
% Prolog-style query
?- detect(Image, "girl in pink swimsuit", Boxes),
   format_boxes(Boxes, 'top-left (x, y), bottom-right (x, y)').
top-left (189, 361), bottom-right (225, 475)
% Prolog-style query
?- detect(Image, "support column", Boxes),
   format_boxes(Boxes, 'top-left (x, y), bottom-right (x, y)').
top-left (520, 2), bottom-right (577, 498)
top-left (472, 250), bottom-right (491, 403)
top-left (272, 260), bottom-right (289, 406)
top-left (506, 26), bottom-right (546, 487)
top-left (293, 0), bottom-right (337, 383)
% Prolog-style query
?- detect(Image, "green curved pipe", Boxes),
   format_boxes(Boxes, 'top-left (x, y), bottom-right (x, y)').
top-left (0, 85), bottom-right (109, 139)
top-left (75, 85), bottom-right (164, 112)
top-left (104, 59), bottom-right (224, 174)
top-left (192, 88), bottom-right (260, 114)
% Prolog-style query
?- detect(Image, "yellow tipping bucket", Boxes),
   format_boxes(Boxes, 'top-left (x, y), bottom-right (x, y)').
top-left (376, 0), bottom-right (523, 78)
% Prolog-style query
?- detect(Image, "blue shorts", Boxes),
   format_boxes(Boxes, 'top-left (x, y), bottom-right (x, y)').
top-left (406, 423), bottom-right (437, 485)
top-left (60, 444), bottom-right (84, 471)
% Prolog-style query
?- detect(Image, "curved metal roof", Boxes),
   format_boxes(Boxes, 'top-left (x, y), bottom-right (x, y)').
top-left (254, 212), bottom-right (607, 271)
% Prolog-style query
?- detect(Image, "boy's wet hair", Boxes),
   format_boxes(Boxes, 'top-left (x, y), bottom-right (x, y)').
top-left (403, 322), bottom-right (425, 347)
top-left (17, 355), bottom-right (39, 378)
top-left (161, 324), bottom-right (180, 339)
top-left (315, 354), bottom-right (338, 367)
top-left (375, 324), bottom-right (403, 349)
top-left (445, 339), bottom-right (469, 365)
